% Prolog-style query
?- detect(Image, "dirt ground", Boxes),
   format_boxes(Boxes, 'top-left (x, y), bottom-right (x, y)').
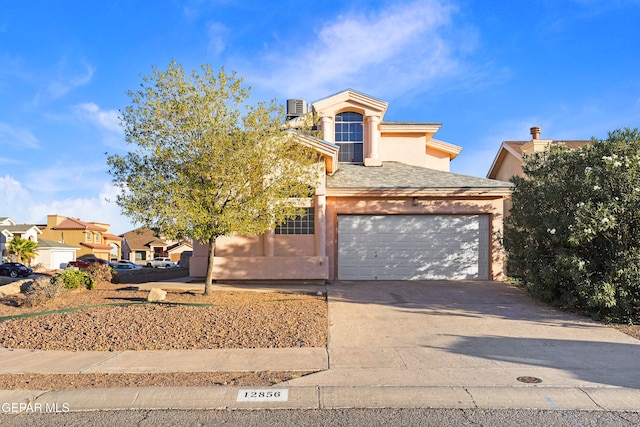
top-left (0, 269), bottom-right (327, 390)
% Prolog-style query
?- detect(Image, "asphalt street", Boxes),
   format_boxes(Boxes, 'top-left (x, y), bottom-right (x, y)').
top-left (2, 408), bottom-right (640, 427)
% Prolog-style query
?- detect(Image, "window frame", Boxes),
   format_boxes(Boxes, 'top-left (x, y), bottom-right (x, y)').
top-left (335, 111), bottom-right (364, 163)
top-left (275, 207), bottom-right (315, 235)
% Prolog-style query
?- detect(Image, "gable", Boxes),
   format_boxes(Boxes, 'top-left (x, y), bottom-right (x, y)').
top-left (312, 89), bottom-right (388, 119)
top-left (487, 139), bottom-right (591, 181)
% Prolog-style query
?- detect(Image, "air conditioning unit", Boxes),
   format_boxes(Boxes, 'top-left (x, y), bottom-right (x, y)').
top-left (286, 99), bottom-right (307, 118)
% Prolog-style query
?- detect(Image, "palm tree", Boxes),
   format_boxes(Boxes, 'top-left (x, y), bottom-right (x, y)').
top-left (8, 237), bottom-right (38, 265)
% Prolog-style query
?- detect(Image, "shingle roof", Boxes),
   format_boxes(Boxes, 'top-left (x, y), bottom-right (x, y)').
top-left (503, 140), bottom-right (590, 157)
top-left (0, 224), bottom-right (42, 234)
top-left (36, 238), bottom-right (79, 250)
top-left (122, 227), bottom-right (167, 250)
top-left (327, 162), bottom-right (513, 190)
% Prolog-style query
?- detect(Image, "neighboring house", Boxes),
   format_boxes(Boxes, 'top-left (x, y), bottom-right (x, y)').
top-left (0, 217), bottom-right (42, 262)
top-left (39, 215), bottom-right (123, 261)
top-left (190, 89), bottom-right (513, 282)
top-left (486, 127), bottom-right (590, 213)
top-left (487, 126), bottom-right (590, 182)
top-left (34, 238), bottom-right (79, 270)
top-left (167, 241), bottom-right (193, 263)
top-left (121, 227), bottom-right (191, 264)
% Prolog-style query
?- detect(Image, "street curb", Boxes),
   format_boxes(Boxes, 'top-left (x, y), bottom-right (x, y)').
top-left (1, 386), bottom-right (640, 413)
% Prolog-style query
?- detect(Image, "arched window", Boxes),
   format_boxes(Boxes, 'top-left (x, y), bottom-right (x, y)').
top-left (335, 112), bottom-right (363, 163)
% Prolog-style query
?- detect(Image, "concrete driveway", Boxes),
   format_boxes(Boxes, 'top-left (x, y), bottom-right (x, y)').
top-left (289, 280), bottom-right (640, 390)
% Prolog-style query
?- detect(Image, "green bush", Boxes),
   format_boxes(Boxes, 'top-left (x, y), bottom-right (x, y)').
top-left (505, 128), bottom-right (640, 322)
top-left (54, 269), bottom-right (94, 290)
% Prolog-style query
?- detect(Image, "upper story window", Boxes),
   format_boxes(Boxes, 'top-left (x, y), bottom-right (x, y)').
top-left (335, 112), bottom-right (363, 163)
top-left (85, 232), bottom-right (92, 242)
top-left (94, 233), bottom-right (100, 243)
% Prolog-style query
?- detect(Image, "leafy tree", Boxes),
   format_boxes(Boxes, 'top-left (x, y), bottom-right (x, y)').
top-left (8, 236), bottom-right (38, 265)
top-left (107, 61), bottom-right (321, 295)
top-left (504, 128), bottom-right (640, 322)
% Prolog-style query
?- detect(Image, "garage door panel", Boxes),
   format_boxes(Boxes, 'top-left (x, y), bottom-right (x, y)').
top-left (338, 215), bottom-right (489, 281)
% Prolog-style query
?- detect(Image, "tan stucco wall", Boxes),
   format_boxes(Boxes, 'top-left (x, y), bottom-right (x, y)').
top-left (274, 235), bottom-right (315, 256)
top-left (493, 154), bottom-right (524, 182)
top-left (41, 229), bottom-right (87, 255)
top-left (215, 234), bottom-right (264, 257)
top-left (425, 146), bottom-right (451, 171)
top-left (325, 195), bottom-right (507, 281)
top-left (379, 135), bottom-right (427, 167)
top-left (190, 234), bottom-right (324, 280)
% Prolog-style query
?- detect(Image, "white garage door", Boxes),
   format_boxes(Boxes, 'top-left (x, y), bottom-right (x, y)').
top-left (338, 215), bottom-right (489, 280)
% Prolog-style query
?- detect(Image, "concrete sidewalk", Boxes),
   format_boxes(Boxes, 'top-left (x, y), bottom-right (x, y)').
top-left (1, 280), bottom-right (639, 413)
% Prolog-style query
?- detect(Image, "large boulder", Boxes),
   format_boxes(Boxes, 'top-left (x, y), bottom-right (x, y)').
top-left (0, 279), bottom-right (34, 298)
top-left (147, 288), bottom-right (167, 302)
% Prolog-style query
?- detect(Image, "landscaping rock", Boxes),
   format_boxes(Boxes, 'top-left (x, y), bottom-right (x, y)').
top-left (147, 288), bottom-right (167, 302)
top-left (0, 279), bottom-right (33, 298)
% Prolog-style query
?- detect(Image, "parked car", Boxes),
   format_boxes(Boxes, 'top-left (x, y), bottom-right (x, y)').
top-left (146, 257), bottom-right (177, 268)
top-left (67, 256), bottom-right (111, 269)
top-left (0, 262), bottom-right (33, 278)
top-left (112, 260), bottom-right (143, 271)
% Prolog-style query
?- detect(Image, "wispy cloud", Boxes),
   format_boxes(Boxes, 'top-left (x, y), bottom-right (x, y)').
top-left (24, 160), bottom-right (108, 194)
top-left (0, 174), bottom-right (32, 205)
top-left (245, 0), bottom-right (469, 100)
top-left (33, 60), bottom-right (95, 106)
top-left (0, 122), bottom-right (40, 149)
top-left (75, 103), bottom-right (121, 133)
top-left (1, 173), bottom-right (133, 233)
top-left (74, 102), bottom-right (125, 149)
top-left (207, 22), bottom-right (228, 57)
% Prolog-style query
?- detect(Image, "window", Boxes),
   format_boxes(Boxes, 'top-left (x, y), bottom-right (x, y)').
top-left (335, 112), bottom-right (363, 163)
top-left (94, 233), bottom-right (100, 243)
top-left (275, 207), bottom-right (315, 235)
top-left (85, 232), bottom-right (92, 242)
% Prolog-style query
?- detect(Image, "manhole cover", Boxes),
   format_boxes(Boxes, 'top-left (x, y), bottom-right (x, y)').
top-left (517, 376), bottom-right (543, 384)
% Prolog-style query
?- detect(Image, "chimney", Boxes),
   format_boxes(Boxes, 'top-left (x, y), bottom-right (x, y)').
top-left (530, 126), bottom-right (541, 140)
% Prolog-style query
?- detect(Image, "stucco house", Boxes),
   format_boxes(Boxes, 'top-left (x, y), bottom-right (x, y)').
top-left (1, 217), bottom-right (79, 268)
top-left (39, 215), bottom-right (123, 261)
top-left (190, 89), bottom-right (512, 282)
top-left (121, 227), bottom-right (192, 264)
top-left (487, 126), bottom-right (590, 182)
top-left (34, 239), bottom-right (79, 270)
top-left (487, 127), bottom-right (591, 215)
top-left (0, 217), bottom-right (43, 262)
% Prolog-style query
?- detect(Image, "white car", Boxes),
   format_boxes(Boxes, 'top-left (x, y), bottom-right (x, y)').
top-left (146, 257), bottom-right (177, 268)
top-left (113, 260), bottom-right (143, 271)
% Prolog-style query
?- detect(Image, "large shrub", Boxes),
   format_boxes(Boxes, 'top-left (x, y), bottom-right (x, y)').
top-left (85, 263), bottom-right (119, 285)
top-left (504, 128), bottom-right (640, 322)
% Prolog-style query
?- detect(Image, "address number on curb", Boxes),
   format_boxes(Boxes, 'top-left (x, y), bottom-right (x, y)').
top-left (237, 389), bottom-right (289, 402)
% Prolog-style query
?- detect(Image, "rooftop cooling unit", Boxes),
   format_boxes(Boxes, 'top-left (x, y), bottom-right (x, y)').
top-left (286, 99), bottom-right (307, 118)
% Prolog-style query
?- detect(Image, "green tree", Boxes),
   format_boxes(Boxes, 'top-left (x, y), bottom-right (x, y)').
top-left (8, 236), bottom-right (38, 265)
top-left (504, 128), bottom-right (640, 321)
top-left (107, 61), bottom-right (321, 295)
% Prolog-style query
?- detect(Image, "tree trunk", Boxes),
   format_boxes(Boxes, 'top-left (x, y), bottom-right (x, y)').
top-left (204, 236), bottom-right (217, 296)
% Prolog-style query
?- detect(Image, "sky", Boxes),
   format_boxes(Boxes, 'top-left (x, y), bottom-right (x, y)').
top-left (1, 0), bottom-right (639, 235)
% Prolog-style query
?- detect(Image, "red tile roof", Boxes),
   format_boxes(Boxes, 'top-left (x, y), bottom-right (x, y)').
top-left (53, 217), bottom-right (107, 232)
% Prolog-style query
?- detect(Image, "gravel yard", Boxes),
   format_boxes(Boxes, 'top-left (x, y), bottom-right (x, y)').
top-left (0, 271), bottom-right (327, 390)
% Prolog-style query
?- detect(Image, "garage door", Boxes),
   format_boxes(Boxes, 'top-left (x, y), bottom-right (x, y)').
top-left (338, 215), bottom-right (489, 280)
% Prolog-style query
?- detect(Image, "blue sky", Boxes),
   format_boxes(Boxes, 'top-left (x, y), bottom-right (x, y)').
top-left (1, 0), bottom-right (639, 234)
